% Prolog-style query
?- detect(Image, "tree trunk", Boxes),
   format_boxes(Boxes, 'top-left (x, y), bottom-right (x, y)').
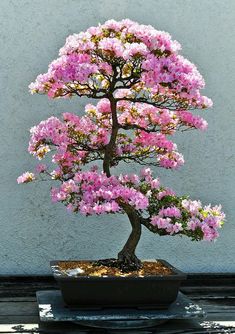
top-left (95, 206), bottom-right (142, 272)
top-left (103, 96), bottom-right (118, 177)
top-left (98, 85), bottom-right (142, 271)
top-left (117, 206), bottom-right (142, 271)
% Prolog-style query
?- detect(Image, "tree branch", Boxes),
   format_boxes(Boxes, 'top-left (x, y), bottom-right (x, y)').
top-left (118, 124), bottom-right (160, 133)
top-left (115, 97), bottom-right (185, 110)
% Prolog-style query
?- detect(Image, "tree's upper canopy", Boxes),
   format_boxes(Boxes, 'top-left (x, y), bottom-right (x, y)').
top-left (29, 19), bottom-right (212, 110)
top-left (18, 19), bottom-right (225, 242)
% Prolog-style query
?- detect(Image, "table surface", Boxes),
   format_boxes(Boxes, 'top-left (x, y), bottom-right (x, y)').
top-left (0, 274), bottom-right (234, 333)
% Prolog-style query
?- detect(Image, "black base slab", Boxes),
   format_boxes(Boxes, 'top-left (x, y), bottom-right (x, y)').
top-left (36, 290), bottom-right (206, 329)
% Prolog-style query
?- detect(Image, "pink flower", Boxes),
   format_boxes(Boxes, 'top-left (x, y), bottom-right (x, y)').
top-left (17, 172), bottom-right (35, 184)
top-left (201, 225), bottom-right (219, 241)
top-left (123, 42), bottom-right (148, 60)
top-left (140, 168), bottom-right (152, 178)
top-left (151, 216), bottom-right (171, 229)
top-left (96, 99), bottom-right (111, 114)
top-left (187, 218), bottom-right (200, 231)
top-left (182, 199), bottom-right (201, 215)
top-left (159, 206), bottom-right (181, 218)
top-left (98, 38), bottom-right (124, 57)
top-left (166, 222), bottom-right (183, 234)
top-left (159, 152), bottom-right (184, 169)
top-left (150, 178), bottom-right (160, 189)
top-left (177, 111), bottom-right (208, 130)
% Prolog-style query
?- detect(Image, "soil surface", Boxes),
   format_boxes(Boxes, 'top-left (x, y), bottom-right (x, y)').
top-left (57, 260), bottom-right (173, 277)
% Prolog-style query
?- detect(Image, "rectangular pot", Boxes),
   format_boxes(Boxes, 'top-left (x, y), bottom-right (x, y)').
top-left (50, 259), bottom-right (187, 309)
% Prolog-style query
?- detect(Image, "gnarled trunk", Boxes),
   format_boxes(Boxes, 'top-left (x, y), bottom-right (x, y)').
top-left (97, 90), bottom-right (143, 272)
top-left (95, 206), bottom-right (142, 272)
top-left (117, 206), bottom-right (142, 271)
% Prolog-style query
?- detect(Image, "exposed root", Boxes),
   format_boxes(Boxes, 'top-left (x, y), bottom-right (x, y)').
top-left (94, 252), bottom-right (142, 273)
top-left (118, 250), bottom-right (142, 272)
top-left (93, 258), bottom-right (118, 268)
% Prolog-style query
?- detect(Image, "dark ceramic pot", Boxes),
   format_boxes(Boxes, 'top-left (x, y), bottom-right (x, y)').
top-left (50, 259), bottom-right (186, 309)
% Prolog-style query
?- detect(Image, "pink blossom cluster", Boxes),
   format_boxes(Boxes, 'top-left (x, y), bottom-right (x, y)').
top-left (50, 53), bottom-right (98, 85)
top-left (134, 131), bottom-right (175, 151)
top-left (18, 159), bottom-right (225, 241)
top-left (51, 169), bottom-right (149, 215)
top-left (151, 216), bottom-right (183, 235)
top-left (26, 105), bottom-right (191, 171)
top-left (181, 199), bottom-right (202, 215)
top-left (90, 98), bottom-right (208, 133)
top-left (141, 54), bottom-right (212, 108)
top-left (158, 152), bottom-right (184, 169)
top-left (85, 98), bottom-right (208, 168)
top-left (28, 116), bottom-right (68, 153)
top-left (177, 111), bottom-right (208, 130)
top-left (159, 206), bottom-right (182, 218)
top-left (28, 114), bottom-right (104, 171)
top-left (28, 116), bottom-right (88, 171)
top-left (150, 195), bottom-right (225, 241)
top-left (60, 19), bottom-right (181, 56)
top-left (17, 172), bottom-right (35, 184)
top-left (139, 167), bottom-right (161, 189)
top-left (29, 19), bottom-right (212, 110)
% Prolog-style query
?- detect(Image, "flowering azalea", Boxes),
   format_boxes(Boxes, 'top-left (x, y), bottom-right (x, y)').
top-left (19, 19), bottom-right (225, 271)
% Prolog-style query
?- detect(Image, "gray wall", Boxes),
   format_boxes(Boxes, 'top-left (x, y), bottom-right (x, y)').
top-left (0, 0), bottom-right (234, 275)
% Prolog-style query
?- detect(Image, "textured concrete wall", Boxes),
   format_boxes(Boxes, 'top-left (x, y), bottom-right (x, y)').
top-left (0, 0), bottom-right (234, 274)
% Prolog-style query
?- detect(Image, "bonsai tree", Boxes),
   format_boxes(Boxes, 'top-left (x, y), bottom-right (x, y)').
top-left (18, 19), bottom-right (225, 272)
